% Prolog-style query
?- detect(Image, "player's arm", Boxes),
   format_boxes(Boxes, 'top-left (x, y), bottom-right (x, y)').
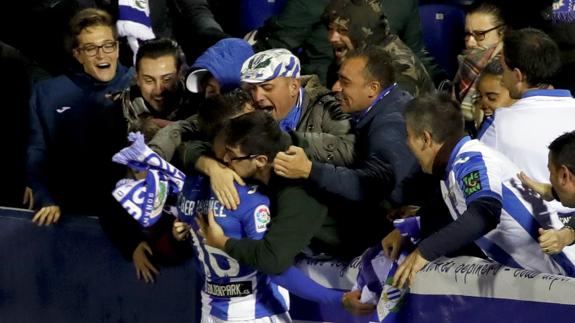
top-left (273, 266), bottom-right (374, 315)
top-left (270, 266), bottom-right (343, 306)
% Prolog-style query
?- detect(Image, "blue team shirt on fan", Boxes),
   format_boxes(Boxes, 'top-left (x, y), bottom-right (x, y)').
top-left (441, 137), bottom-right (575, 276)
top-left (177, 174), bottom-right (289, 321)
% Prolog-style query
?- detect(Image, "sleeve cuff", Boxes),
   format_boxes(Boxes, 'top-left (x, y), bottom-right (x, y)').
top-left (224, 238), bottom-right (239, 254)
top-left (308, 161), bottom-right (326, 183)
top-left (32, 187), bottom-right (55, 208)
top-left (417, 241), bottom-right (438, 262)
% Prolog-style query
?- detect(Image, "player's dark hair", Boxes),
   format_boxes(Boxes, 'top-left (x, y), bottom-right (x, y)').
top-left (224, 110), bottom-right (291, 161)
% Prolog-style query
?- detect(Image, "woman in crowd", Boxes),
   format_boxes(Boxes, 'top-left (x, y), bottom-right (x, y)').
top-left (452, 1), bottom-right (506, 134)
top-left (474, 59), bottom-right (515, 138)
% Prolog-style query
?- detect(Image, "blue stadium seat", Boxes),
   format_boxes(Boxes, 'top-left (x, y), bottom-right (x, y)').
top-left (239, 0), bottom-right (288, 36)
top-left (419, 4), bottom-right (466, 79)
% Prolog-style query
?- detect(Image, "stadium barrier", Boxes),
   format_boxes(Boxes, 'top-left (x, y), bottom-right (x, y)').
top-left (2, 207), bottom-right (575, 323)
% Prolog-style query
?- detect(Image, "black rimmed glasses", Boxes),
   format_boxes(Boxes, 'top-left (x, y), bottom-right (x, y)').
top-left (210, 154), bottom-right (258, 167)
top-left (78, 41), bottom-right (118, 56)
top-left (229, 154), bottom-right (258, 162)
top-left (464, 24), bottom-right (504, 41)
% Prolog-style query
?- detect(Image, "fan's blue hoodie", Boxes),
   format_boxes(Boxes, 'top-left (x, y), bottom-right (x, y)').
top-left (191, 38), bottom-right (254, 92)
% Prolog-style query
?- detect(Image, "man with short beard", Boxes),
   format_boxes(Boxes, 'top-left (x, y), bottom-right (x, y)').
top-left (519, 131), bottom-right (575, 254)
top-left (115, 37), bottom-right (202, 166)
top-left (116, 38), bottom-right (195, 140)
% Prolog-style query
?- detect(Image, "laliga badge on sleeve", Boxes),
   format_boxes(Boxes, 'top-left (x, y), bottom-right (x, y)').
top-left (253, 205), bottom-right (270, 233)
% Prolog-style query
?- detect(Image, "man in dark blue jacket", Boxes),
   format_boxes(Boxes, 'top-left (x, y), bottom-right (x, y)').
top-left (26, 8), bottom-right (134, 225)
top-left (274, 47), bottom-right (422, 256)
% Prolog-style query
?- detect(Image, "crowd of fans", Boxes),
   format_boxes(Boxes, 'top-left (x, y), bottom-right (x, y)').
top-left (3, 0), bottom-right (575, 321)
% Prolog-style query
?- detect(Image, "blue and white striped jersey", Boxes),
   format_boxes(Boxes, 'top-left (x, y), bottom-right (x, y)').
top-left (177, 175), bottom-right (289, 321)
top-left (441, 137), bottom-right (575, 276)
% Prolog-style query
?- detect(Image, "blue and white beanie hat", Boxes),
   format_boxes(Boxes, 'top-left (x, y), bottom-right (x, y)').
top-left (240, 49), bottom-right (300, 83)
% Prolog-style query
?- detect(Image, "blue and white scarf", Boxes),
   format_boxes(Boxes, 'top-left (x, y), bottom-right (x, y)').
top-left (355, 215), bottom-right (421, 321)
top-left (117, 0), bottom-right (156, 60)
top-left (393, 216), bottom-right (421, 244)
top-left (553, 0), bottom-right (575, 23)
top-left (112, 132), bottom-right (185, 227)
top-left (355, 245), bottom-right (408, 321)
top-left (279, 87), bottom-right (304, 131)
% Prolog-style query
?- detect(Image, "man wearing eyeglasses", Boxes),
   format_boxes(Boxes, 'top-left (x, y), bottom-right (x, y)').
top-left (190, 48), bottom-right (355, 213)
top-left (25, 8), bottom-right (134, 225)
top-left (197, 111), bottom-right (362, 275)
top-left (453, 1), bottom-right (506, 127)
